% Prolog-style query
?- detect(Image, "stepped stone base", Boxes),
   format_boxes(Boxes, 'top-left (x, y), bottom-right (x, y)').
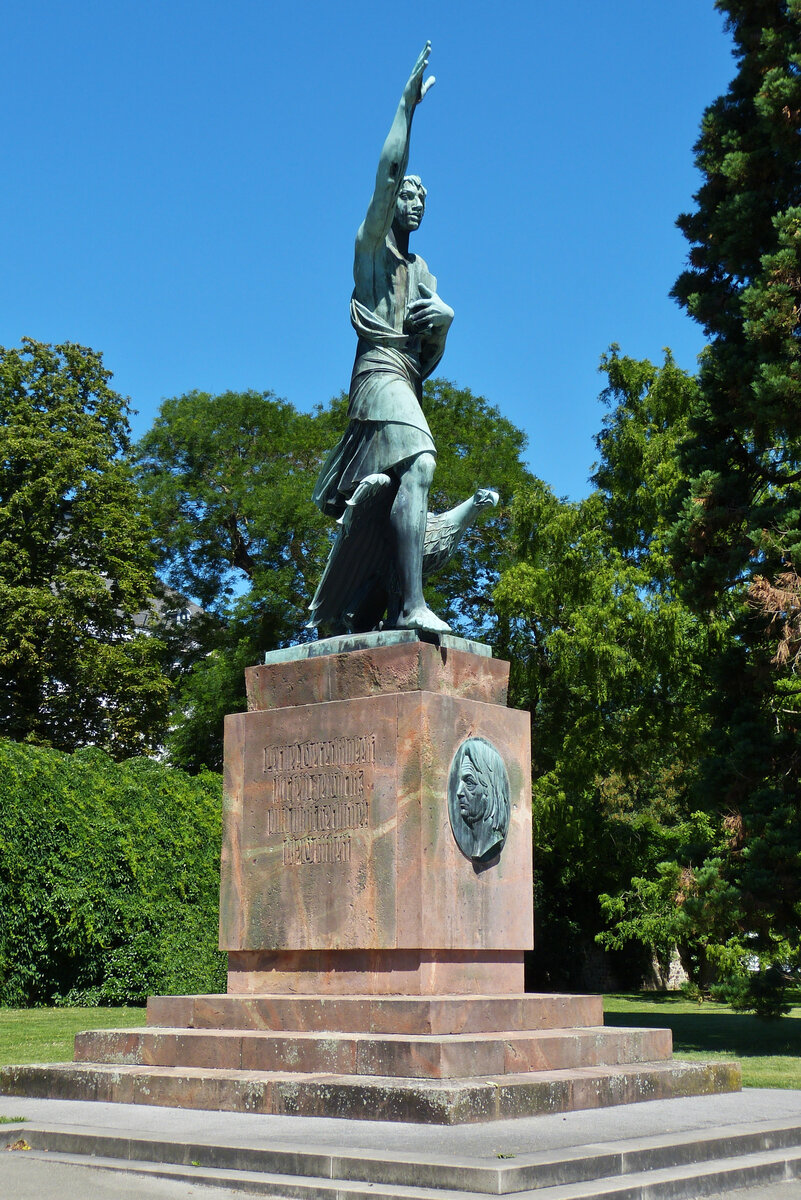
top-left (73, 1025), bottom-right (672, 1078)
top-left (146, 991), bottom-right (606, 1033)
top-left (0, 992), bottom-right (741, 1123)
top-left (0, 1059), bottom-right (741, 1125)
top-left (0, 642), bottom-right (742, 1124)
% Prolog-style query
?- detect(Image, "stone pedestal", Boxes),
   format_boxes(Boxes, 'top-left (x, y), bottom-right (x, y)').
top-left (220, 634), bottom-right (533, 995)
top-left (0, 632), bottom-right (741, 1123)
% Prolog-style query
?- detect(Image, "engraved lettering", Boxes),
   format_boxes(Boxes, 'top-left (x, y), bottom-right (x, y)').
top-left (261, 734), bottom-right (374, 866)
top-left (263, 735), bottom-right (376, 773)
top-left (281, 834), bottom-right (352, 866)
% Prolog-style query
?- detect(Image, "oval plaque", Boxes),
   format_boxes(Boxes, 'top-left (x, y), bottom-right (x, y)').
top-left (447, 737), bottom-right (510, 862)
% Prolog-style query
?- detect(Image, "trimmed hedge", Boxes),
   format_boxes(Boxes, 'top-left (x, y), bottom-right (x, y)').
top-left (0, 740), bottom-right (226, 1005)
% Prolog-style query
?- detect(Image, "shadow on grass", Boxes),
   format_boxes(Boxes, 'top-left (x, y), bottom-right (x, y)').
top-left (605, 1006), bottom-right (801, 1058)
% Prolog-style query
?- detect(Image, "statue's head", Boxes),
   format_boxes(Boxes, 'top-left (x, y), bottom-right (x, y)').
top-left (394, 175), bottom-right (427, 233)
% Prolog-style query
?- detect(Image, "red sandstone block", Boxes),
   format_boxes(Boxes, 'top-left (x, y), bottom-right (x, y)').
top-left (145, 992), bottom-right (607, 1035)
top-left (501, 1028), bottom-right (673, 1073)
top-left (245, 642), bottom-right (510, 710)
top-left (0, 1059), bottom-right (742, 1123)
top-left (73, 1029), bottom-right (167, 1067)
top-left (517, 994), bottom-right (604, 1030)
top-left (74, 1024), bottom-right (673, 1080)
top-left (221, 691), bottom-right (532, 958)
top-left (350, 1036), bottom-right (440, 1079)
top-left (435, 1038), bottom-right (505, 1079)
top-left (224, 950), bottom-right (527, 996)
top-left (171, 1032), bottom-right (243, 1070)
top-left (240, 1032), bottom-right (359, 1074)
top-left (146, 995), bottom-right (193, 1028)
top-left (138, 1032), bottom-right (181, 1067)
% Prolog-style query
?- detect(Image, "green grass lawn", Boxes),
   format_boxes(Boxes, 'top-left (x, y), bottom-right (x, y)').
top-left (604, 992), bottom-right (801, 1089)
top-left (0, 1007), bottom-right (144, 1068)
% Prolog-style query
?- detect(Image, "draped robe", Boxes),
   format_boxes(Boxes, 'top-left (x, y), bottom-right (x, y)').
top-left (312, 234), bottom-right (447, 518)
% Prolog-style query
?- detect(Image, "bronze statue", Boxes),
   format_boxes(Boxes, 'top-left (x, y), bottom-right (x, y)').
top-left (310, 43), bottom-right (496, 636)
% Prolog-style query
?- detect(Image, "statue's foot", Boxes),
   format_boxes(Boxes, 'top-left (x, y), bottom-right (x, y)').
top-left (396, 605), bottom-right (451, 635)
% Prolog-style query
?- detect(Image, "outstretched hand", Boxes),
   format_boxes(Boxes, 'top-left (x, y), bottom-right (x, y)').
top-left (404, 40), bottom-right (436, 107)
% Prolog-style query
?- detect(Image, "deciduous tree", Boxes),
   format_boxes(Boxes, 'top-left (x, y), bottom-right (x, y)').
top-left (0, 338), bottom-right (169, 757)
top-left (495, 352), bottom-right (707, 987)
top-left (136, 382), bottom-right (533, 771)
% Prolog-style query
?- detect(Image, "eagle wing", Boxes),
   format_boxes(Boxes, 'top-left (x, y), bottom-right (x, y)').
top-left (307, 474), bottom-right (397, 635)
top-left (422, 488), bottom-right (500, 578)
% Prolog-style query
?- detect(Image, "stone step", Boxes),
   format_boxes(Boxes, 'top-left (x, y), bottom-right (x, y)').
top-left (7, 1116), bottom-right (801, 1197)
top-left (12, 1148), bottom-right (801, 1200)
top-left (146, 992), bottom-right (605, 1035)
top-left (508, 1150), bottom-right (801, 1199)
top-left (0, 1058), bottom-right (741, 1123)
top-left (73, 1024), bottom-right (673, 1079)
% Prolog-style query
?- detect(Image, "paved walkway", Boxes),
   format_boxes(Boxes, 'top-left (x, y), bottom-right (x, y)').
top-left (5, 1088), bottom-right (801, 1157)
top-left (0, 1154), bottom-right (245, 1199)
top-left (3, 1089), bottom-right (801, 1198)
top-left (5, 1155), bottom-right (801, 1200)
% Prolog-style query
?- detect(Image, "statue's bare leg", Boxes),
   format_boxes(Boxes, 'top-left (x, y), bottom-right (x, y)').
top-left (390, 452), bottom-right (451, 634)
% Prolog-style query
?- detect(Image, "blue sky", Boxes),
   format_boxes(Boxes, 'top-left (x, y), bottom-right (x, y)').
top-left (2, 1), bottom-right (735, 500)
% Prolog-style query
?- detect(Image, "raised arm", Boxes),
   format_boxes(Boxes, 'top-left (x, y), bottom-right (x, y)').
top-left (356, 42), bottom-right (435, 252)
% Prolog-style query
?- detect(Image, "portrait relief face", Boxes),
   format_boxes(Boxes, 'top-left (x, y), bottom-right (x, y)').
top-left (456, 754), bottom-right (486, 827)
top-left (448, 738), bottom-right (511, 863)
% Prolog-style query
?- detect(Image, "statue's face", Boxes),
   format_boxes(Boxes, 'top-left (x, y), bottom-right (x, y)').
top-left (457, 756), bottom-right (486, 827)
top-left (394, 182), bottom-right (425, 232)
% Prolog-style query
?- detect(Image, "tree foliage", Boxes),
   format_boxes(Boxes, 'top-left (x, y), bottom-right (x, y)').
top-left (134, 388), bottom-right (338, 770)
top-left (672, 0), bottom-right (801, 602)
top-left (135, 388), bottom-right (336, 630)
top-left (0, 338), bottom-right (169, 757)
top-left (668, 0), bottom-right (801, 1013)
top-left (495, 351), bottom-right (707, 986)
top-left (137, 381), bottom-right (533, 771)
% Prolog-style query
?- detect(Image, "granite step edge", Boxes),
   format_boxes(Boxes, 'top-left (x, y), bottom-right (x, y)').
top-left (8, 1116), bottom-right (801, 1194)
top-left (10, 1141), bottom-right (801, 1200)
top-left (511, 1147), bottom-right (801, 1200)
top-left (5, 1149), bottom-right (474, 1200)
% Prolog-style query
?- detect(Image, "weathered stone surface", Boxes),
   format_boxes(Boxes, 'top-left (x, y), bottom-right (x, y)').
top-left (225, 949), bottom-right (525, 995)
top-left (262, 631), bottom-right (492, 664)
top-left (145, 992), bottom-right (606, 1034)
top-left (220, 690), bottom-right (532, 962)
top-left (0, 1059), bottom-right (742, 1124)
top-left (246, 639), bottom-right (508, 710)
top-left (73, 1024), bottom-right (673, 1079)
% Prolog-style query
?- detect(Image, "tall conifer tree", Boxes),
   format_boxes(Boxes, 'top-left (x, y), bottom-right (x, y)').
top-left (671, 0), bottom-right (801, 1010)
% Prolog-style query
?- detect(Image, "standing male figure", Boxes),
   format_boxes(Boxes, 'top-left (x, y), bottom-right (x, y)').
top-left (313, 42), bottom-right (454, 635)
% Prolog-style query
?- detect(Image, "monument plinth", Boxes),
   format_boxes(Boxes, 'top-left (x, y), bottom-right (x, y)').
top-left (0, 634), bottom-right (740, 1121)
top-left (220, 634), bottom-right (532, 996)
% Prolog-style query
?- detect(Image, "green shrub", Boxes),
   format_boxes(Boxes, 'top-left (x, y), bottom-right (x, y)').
top-left (710, 966), bottom-right (795, 1021)
top-left (0, 740), bottom-right (226, 1004)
